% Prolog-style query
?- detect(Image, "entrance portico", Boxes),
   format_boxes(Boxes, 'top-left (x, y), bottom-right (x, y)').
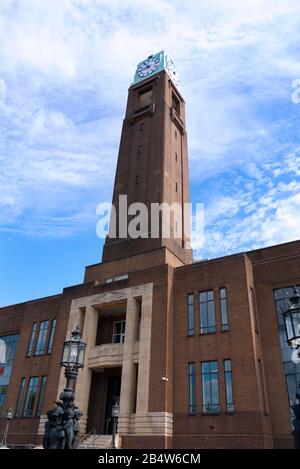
top-left (52, 282), bottom-right (172, 444)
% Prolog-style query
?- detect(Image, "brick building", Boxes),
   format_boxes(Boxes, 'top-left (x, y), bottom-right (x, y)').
top-left (0, 51), bottom-right (299, 449)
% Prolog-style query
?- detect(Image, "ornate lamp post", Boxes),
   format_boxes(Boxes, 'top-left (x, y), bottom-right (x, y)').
top-left (111, 402), bottom-right (120, 449)
top-left (282, 287), bottom-right (300, 448)
top-left (43, 326), bottom-right (86, 449)
top-left (0, 408), bottom-right (13, 449)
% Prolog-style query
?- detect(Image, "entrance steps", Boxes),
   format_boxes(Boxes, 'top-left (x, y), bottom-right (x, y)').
top-left (79, 434), bottom-right (121, 449)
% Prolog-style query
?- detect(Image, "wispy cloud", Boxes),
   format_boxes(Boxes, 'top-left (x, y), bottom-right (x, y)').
top-left (0, 0), bottom-right (300, 255)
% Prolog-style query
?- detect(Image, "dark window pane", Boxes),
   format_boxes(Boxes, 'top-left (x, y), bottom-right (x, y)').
top-left (23, 377), bottom-right (39, 417)
top-left (15, 377), bottom-right (26, 417)
top-left (36, 376), bottom-right (47, 417)
top-left (188, 363), bottom-right (196, 414)
top-left (201, 360), bottom-right (219, 413)
top-left (200, 291), bottom-right (215, 334)
top-left (34, 321), bottom-right (49, 356)
top-left (28, 323), bottom-right (37, 356)
top-left (224, 359), bottom-right (234, 412)
top-left (47, 319), bottom-right (56, 354)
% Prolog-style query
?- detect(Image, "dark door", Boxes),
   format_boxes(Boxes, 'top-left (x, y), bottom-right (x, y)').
top-left (103, 375), bottom-right (121, 434)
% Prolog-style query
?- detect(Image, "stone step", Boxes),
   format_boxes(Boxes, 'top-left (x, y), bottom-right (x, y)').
top-left (79, 434), bottom-right (121, 449)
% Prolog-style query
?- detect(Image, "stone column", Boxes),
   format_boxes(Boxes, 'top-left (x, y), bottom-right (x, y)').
top-left (136, 288), bottom-right (152, 414)
top-left (74, 305), bottom-right (99, 433)
top-left (118, 297), bottom-right (139, 433)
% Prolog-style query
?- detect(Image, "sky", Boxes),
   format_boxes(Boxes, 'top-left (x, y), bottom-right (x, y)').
top-left (1, 0), bottom-right (300, 306)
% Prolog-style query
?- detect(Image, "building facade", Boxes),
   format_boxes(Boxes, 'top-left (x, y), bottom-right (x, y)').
top-left (0, 52), bottom-right (299, 449)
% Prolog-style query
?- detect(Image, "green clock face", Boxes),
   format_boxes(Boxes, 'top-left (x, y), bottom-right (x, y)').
top-left (133, 51), bottom-right (180, 90)
top-left (137, 56), bottom-right (161, 78)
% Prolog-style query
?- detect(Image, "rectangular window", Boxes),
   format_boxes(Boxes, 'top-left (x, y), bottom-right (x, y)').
top-left (224, 360), bottom-right (234, 412)
top-left (36, 376), bottom-right (47, 417)
top-left (201, 361), bottom-right (220, 413)
top-left (112, 320), bottom-right (126, 344)
top-left (139, 87), bottom-right (153, 108)
top-left (34, 321), bottom-right (49, 356)
top-left (199, 290), bottom-right (216, 334)
top-left (187, 294), bottom-right (195, 336)
top-left (27, 323), bottom-right (37, 356)
top-left (47, 319), bottom-right (57, 354)
top-left (188, 363), bottom-right (196, 414)
top-left (23, 377), bottom-right (39, 417)
top-left (220, 288), bottom-right (229, 331)
top-left (0, 334), bottom-right (19, 415)
top-left (15, 377), bottom-right (26, 417)
top-left (172, 93), bottom-right (180, 114)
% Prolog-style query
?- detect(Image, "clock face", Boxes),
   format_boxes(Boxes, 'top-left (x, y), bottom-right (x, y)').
top-left (166, 57), bottom-right (180, 88)
top-left (137, 56), bottom-right (161, 78)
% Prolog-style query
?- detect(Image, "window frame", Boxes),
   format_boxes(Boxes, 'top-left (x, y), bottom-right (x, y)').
top-left (199, 290), bottom-right (216, 334)
top-left (201, 360), bottom-right (220, 414)
top-left (224, 359), bottom-right (234, 413)
top-left (112, 320), bottom-right (126, 344)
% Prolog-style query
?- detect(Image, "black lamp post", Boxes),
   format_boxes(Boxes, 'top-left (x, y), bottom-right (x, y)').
top-left (43, 325), bottom-right (86, 449)
top-left (111, 402), bottom-right (120, 449)
top-left (282, 287), bottom-right (300, 448)
top-left (0, 408), bottom-right (13, 449)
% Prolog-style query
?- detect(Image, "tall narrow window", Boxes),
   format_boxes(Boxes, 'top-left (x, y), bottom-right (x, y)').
top-left (139, 87), bottom-right (153, 108)
top-left (220, 288), bottom-right (229, 331)
top-left (47, 319), bottom-right (56, 354)
top-left (34, 321), bottom-right (49, 356)
top-left (136, 174), bottom-right (140, 185)
top-left (172, 93), bottom-right (180, 114)
top-left (15, 377), bottom-right (26, 417)
top-left (138, 145), bottom-right (143, 154)
top-left (188, 363), bottom-right (196, 414)
top-left (250, 288), bottom-right (259, 332)
top-left (27, 322), bottom-right (37, 356)
top-left (201, 361), bottom-right (220, 413)
top-left (187, 294), bottom-right (195, 336)
top-left (175, 182), bottom-right (178, 192)
top-left (224, 360), bottom-right (234, 412)
top-left (23, 377), bottom-right (39, 417)
top-left (112, 321), bottom-right (126, 344)
top-left (36, 376), bottom-right (47, 417)
top-left (175, 152), bottom-right (178, 161)
top-left (199, 290), bottom-right (216, 334)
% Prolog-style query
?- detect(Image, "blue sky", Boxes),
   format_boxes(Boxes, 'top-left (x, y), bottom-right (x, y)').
top-left (1, 0), bottom-right (300, 306)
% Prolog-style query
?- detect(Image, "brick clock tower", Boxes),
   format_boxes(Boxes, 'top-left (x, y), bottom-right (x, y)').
top-left (102, 50), bottom-right (192, 265)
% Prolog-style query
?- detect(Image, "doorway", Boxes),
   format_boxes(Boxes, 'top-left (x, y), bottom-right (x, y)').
top-left (103, 374), bottom-right (121, 434)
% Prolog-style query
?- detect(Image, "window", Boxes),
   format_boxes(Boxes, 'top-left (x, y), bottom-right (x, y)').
top-left (172, 93), bottom-right (180, 114)
top-left (224, 360), bottom-right (234, 412)
top-left (47, 319), bottom-right (56, 354)
top-left (139, 122), bottom-right (144, 131)
top-left (187, 294), bottom-right (195, 336)
top-left (0, 334), bottom-right (19, 415)
top-left (199, 290), bottom-right (216, 334)
top-left (188, 363), bottom-right (196, 414)
top-left (250, 288), bottom-right (259, 332)
top-left (138, 145), bottom-right (143, 154)
top-left (139, 87), bottom-right (153, 108)
top-left (136, 174), bottom-right (140, 185)
top-left (36, 376), bottom-right (47, 417)
top-left (201, 361), bottom-right (220, 413)
top-left (23, 377), bottom-right (39, 417)
top-left (27, 322), bottom-right (37, 356)
top-left (112, 321), bottom-right (126, 344)
top-left (175, 152), bottom-right (178, 161)
top-left (220, 288), bottom-right (229, 331)
top-left (15, 377), bottom-right (26, 417)
top-left (175, 182), bottom-right (178, 192)
top-left (34, 321), bottom-right (49, 356)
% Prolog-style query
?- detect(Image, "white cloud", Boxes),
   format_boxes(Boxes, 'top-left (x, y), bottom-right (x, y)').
top-left (0, 0), bottom-right (300, 251)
